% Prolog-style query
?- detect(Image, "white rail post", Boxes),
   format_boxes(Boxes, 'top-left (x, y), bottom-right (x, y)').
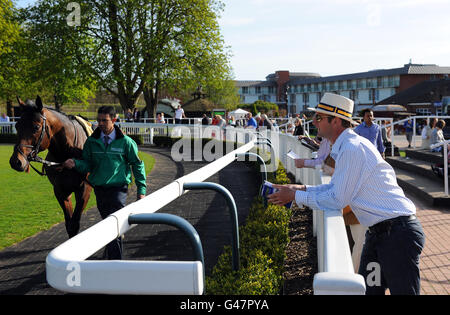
top-left (444, 142), bottom-right (449, 196)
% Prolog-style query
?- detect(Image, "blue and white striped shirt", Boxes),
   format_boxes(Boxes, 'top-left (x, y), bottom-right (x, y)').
top-left (295, 128), bottom-right (416, 227)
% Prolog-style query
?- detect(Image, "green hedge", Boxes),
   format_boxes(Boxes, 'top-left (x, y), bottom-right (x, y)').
top-left (0, 134), bottom-right (17, 144)
top-left (206, 163), bottom-right (292, 295)
top-left (127, 134), bottom-right (144, 145)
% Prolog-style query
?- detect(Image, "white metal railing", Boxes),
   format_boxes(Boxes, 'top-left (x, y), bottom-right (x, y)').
top-left (46, 127), bottom-right (258, 294)
top-left (0, 122), bottom-right (16, 134)
top-left (430, 140), bottom-right (449, 196)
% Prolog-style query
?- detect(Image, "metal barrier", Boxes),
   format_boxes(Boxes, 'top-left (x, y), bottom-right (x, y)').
top-left (183, 182), bottom-right (240, 271)
top-left (46, 127), bottom-right (257, 294)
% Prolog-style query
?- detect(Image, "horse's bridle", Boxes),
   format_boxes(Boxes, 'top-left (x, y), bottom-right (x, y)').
top-left (15, 113), bottom-right (61, 175)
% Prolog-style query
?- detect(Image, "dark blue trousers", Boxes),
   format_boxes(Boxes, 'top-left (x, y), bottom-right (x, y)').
top-left (94, 184), bottom-right (128, 260)
top-left (358, 216), bottom-right (425, 295)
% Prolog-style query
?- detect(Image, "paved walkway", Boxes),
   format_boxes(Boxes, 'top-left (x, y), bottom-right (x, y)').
top-left (406, 192), bottom-right (450, 295)
top-left (0, 147), bottom-right (259, 295)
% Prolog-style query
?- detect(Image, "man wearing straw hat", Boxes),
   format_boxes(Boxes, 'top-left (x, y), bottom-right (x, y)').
top-left (269, 93), bottom-right (425, 295)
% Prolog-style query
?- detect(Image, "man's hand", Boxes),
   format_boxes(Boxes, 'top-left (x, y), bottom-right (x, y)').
top-left (57, 159), bottom-right (75, 171)
top-left (137, 194), bottom-right (145, 201)
top-left (268, 184), bottom-right (304, 206)
top-left (294, 158), bottom-right (306, 168)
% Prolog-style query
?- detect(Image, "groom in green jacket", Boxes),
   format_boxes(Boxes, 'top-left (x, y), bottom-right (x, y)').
top-left (62, 106), bottom-right (146, 259)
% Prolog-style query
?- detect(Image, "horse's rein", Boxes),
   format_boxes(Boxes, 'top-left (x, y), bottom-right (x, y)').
top-left (15, 113), bottom-right (61, 176)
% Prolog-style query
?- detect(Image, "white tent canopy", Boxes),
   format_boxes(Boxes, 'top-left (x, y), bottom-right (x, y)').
top-left (371, 104), bottom-right (407, 112)
top-left (229, 108), bottom-right (249, 118)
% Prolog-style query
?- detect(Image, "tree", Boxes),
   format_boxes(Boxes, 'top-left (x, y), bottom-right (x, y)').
top-left (0, 0), bottom-right (22, 115)
top-left (139, 0), bottom-right (234, 117)
top-left (23, 0), bottom-right (96, 110)
top-left (66, 0), bottom-right (233, 116)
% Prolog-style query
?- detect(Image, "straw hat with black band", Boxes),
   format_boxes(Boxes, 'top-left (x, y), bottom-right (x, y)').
top-left (308, 92), bottom-right (358, 126)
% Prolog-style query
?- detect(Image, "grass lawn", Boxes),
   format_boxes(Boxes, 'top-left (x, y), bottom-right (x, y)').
top-left (0, 145), bottom-right (155, 250)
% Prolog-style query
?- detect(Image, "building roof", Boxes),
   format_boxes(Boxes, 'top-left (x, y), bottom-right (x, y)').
top-left (234, 80), bottom-right (276, 87)
top-left (288, 64), bottom-right (450, 85)
top-left (234, 64), bottom-right (450, 90)
top-left (377, 79), bottom-right (450, 105)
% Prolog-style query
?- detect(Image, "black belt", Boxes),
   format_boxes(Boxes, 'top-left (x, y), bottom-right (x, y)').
top-left (368, 215), bottom-right (417, 235)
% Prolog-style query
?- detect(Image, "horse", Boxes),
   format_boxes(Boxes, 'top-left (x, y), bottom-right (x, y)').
top-left (9, 96), bottom-right (92, 238)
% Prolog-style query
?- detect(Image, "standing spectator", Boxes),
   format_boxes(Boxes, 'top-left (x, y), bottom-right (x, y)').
top-left (430, 119), bottom-right (446, 152)
top-left (61, 106), bottom-right (147, 260)
top-left (354, 109), bottom-right (385, 156)
top-left (175, 105), bottom-right (185, 124)
top-left (216, 115), bottom-right (226, 128)
top-left (125, 109), bottom-right (133, 122)
top-left (380, 120), bottom-right (392, 145)
top-left (201, 114), bottom-right (209, 125)
top-left (269, 93), bottom-right (424, 295)
top-left (0, 112), bottom-right (10, 134)
top-left (421, 118), bottom-right (437, 149)
top-left (133, 108), bottom-right (141, 122)
top-left (403, 118), bottom-right (414, 148)
top-left (259, 114), bottom-right (274, 130)
top-left (156, 113), bottom-right (165, 123)
top-left (293, 117), bottom-right (305, 136)
top-left (0, 112), bottom-right (10, 122)
top-left (245, 113), bottom-right (257, 129)
top-left (228, 115), bottom-right (236, 127)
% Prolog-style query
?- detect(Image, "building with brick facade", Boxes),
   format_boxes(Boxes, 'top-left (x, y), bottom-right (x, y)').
top-left (235, 63), bottom-right (450, 116)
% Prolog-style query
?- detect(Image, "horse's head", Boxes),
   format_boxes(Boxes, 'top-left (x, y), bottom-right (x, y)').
top-left (10, 96), bottom-right (51, 172)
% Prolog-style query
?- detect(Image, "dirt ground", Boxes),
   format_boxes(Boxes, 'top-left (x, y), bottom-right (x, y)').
top-left (282, 203), bottom-right (318, 295)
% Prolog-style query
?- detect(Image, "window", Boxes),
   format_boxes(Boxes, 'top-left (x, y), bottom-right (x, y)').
top-left (255, 86), bottom-right (261, 94)
top-left (242, 87), bottom-right (248, 94)
top-left (416, 108), bottom-right (431, 115)
top-left (347, 80), bottom-right (352, 89)
top-left (377, 77), bottom-right (382, 87)
top-left (303, 93), bottom-right (309, 103)
top-left (349, 90), bottom-right (355, 100)
top-left (290, 94), bottom-right (296, 104)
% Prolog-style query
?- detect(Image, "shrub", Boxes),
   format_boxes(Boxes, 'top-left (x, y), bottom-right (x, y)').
top-left (128, 134), bottom-right (144, 145)
top-left (0, 133), bottom-right (17, 144)
top-left (205, 163), bottom-right (293, 295)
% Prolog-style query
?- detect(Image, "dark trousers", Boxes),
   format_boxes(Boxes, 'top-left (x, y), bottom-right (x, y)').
top-left (94, 184), bottom-right (128, 260)
top-left (358, 216), bottom-right (425, 295)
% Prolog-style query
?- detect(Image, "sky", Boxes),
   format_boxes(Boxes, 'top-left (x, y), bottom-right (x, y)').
top-left (15, 0), bottom-right (450, 80)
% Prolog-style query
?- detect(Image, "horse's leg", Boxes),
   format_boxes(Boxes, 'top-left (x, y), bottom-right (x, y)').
top-left (69, 182), bottom-right (93, 237)
top-left (53, 187), bottom-right (75, 237)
